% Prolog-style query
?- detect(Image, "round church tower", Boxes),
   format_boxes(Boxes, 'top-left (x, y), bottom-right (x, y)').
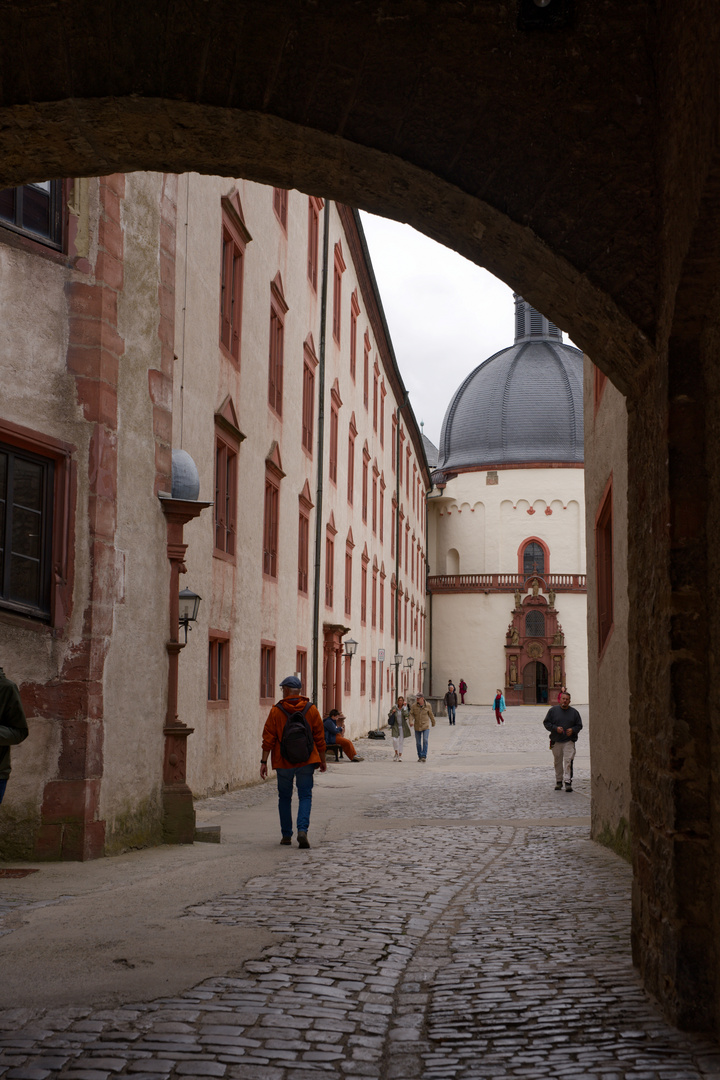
top-left (426, 296), bottom-right (588, 706)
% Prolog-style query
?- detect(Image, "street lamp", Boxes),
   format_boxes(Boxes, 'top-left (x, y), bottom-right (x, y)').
top-left (178, 587), bottom-right (201, 644)
top-left (343, 637), bottom-right (358, 659)
top-left (404, 656), bottom-right (415, 670)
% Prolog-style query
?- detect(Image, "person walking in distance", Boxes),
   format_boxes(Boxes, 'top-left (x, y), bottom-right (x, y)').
top-left (323, 709), bottom-right (364, 762)
top-left (0, 666), bottom-right (28, 805)
top-left (444, 681), bottom-right (458, 725)
top-left (260, 675), bottom-right (326, 848)
top-left (493, 688), bottom-right (506, 725)
top-left (388, 696), bottom-right (411, 761)
top-left (410, 693), bottom-right (436, 762)
top-left (543, 690), bottom-right (582, 792)
top-left (459, 678), bottom-right (468, 705)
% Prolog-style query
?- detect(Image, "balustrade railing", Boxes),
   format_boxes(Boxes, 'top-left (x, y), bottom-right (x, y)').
top-left (427, 573), bottom-right (586, 592)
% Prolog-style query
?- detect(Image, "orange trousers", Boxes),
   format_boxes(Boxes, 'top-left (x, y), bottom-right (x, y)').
top-left (333, 736), bottom-right (357, 760)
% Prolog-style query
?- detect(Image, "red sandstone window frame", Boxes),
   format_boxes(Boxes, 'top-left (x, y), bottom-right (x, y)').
top-left (518, 536), bottom-right (550, 577)
top-left (379, 570), bottom-right (385, 632)
top-left (263, 471), bottom-right (280, 580)
top-left (361, 549), bottom-right (369, 625)
top-left (332, 242), bottom-right (346, 344)
top-left (0, 180), bottom-right (65, 252)
top-left (371, 657), bottom-right (377, 701)
top-left (301, 338), bottom-right (318, 457)
top-left (360, 657), bottom-right (367, 696)
top-left (350, 290), bottom-right (360, 380)
top-left (0, 419), bottom-right (75, 630)
top-left (298, 506), bottom-right (310, 596)
top-left (307, 196), bottom-right (323, 290)
top-left (273, 187), bottom-right (288, 231)
top-left (268, 275), bottom-right (288, 419)
top-left (347, 414), bottom-right (357, 505)
top-left (325, 519), bottom-right (336, 608)
top-left (363, 332), bottom-right (370, 409)
top-left (361, 447), bottom-right (370, 524)
top-left (380, 383), bottom-right (386, 447)
top-left (219, 194), bottom-right (250, 364)
top-left (344, 653), bottom-right (352, 695)
top-left (296, 648), bottom-right (308, 695)
top-left (208, 630), bottom-right (230, 706)
top-left (260, 640), bottom-right (276, 702)
top-left (596, 475), bottom-right (614, 656)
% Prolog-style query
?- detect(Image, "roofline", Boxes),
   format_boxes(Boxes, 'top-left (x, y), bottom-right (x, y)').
top-left (337, 205), bottom-right (431, 489)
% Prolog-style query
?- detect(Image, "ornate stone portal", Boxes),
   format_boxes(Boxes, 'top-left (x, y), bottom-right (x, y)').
top-left (505, 578), bottom-right (566, 705)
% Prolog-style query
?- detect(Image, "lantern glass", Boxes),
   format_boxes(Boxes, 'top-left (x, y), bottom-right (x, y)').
top-left (179, 587), bottom-right (201, 624)
top-left (343, 637), bottom-right (358, 658)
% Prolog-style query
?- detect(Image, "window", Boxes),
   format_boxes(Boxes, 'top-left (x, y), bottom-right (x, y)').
top-left (526, 610), bottom-right (545, 637)
top-left (263, 472), bottom-right (280, 579)
top-left (329, 404), bottom-right (339, 484)
top-left (379, 573), bottom-right (385, 632)
top-left (371, 658), bottom-right (377, 701)
top-left (391, 501), bottom-right (396, 556)
top-left (372, 467), bottom-right (378, 534)
top-left (298, 508), bottom-right (310, 595)
top-left (361, 551), bottom-right (369, 624)
top-left (360, 657), bottom-right (366, 696)
top-left (596, 480), bottom-right (614, 653)
top-left (0, 181), bottom-right (63, 250)
top-left (392, 415), bottom-right (397, 472)
top-left (523, 540), bottom-right (546, 576)
top-left (273, 187), bottom-right (288, 230)
top-left (325, 527), bottom-right (335, 608)
top-left (307, 197), bottom-right (322, 289)
top-left (344, 654), bottom-right (352, 694)
top-left (362, 448), bottom-right (369, 523)
top-left (214, 434), bottom-right (238, 559)
top-left (296, 649), bottom-right (307, 695)
top-left (390, 582), bottom-right (396, 636)
top-left (406, 447), bottom-right (411, 496)
top-left (268, 275), bottom-right (288, 417)
top-left (345, 548), bottom-right (353, 617)
top-left (208, 633), bottom-right (230, 702)
top-left (0, 441), bottom-right (54, 620)
top-left (302, 340), bottom-right (318, 455)
top-left (373, 366), bottom-right (379, 431)
top-left (379, 477), bottom-right (385, 543)
top-left (333, 242), bottom-right (346, 344)
top-left (347, 417), bottom-right (357, 504)
top-left (260, 642), bottom-right (276, 700)
top-left (363, 334), bottom-right (370, 409)
top-left (380, 383), bottom-right (386, 446)
top-left (350, 291), bottom-right (360, 380)
top-left (399, 431), bottom-right (404, 485)
top-left (219, 195), bottom-right (250, 363)
top-left (372, 565), bottom-right (378, 628)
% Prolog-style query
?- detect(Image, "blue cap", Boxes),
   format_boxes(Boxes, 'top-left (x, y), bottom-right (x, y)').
top-left (280, 675), bottom-right (302, 689)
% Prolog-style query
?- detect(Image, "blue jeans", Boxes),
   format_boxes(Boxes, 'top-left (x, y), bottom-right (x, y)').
top-left (415, 729), bottom-right (429, 759)
top-left (0, 779), bottom-right (6, 804)
top-left (276, 764), bottom-right (316, 837)
top-left (447, 705), bottom-right (456, 723)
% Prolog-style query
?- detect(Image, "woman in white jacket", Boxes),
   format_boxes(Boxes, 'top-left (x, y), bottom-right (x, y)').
top-left (388, 696), bottom-right (412, 761)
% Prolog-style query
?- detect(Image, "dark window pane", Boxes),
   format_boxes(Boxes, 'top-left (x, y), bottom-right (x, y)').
top-left (9, 552), bottom-right (40, 606)
top-left (0, 188), bottom-right (16, 223)
top-left (22, 184), bottom-right (51, 237)
top-left (523, 541), bottom-right (545, 575)
top-left (526, 610), bottom-right (545, 637)
top-left (12, 505), bottom-right (42, 559)
top-left (13, 457), bottom-right (43, 511)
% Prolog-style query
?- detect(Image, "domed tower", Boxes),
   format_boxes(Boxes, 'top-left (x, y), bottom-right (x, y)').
top-left (427, 296), bottom-right (588, 707)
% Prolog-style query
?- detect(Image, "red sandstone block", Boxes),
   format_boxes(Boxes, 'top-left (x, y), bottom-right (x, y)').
top-left (58, 724), bottom-right (104, 781)
top-left (68, 282), bottom-right (116, 323)
top-left (41, 779), bottom-right (94, 821)
top-left (20, 679), bottom-right (87, 721)
top-left (158, 283), bottom-right (175, 321)
top-left (155, 441), bottom-right (172, 477)
top-left (159, 345), bottom-right (175, 379)
top-left (148, 369), bottom-right (172, 410)
top-left (153, 404), bottom-right (173, 443)
top-left (99, 218), bottom-right (123, 261)
top-left (67, 344), bottom-right (120, 384)
top-left (76, 379), bottom-right (118, 427)
top-left (159, 251), bottom-right (175, 288)
top-left (158, 314), bottom-right (175, 350)
top-left (100, 186), bottom-right (121, 225)
top-left (101, 174), bottom-right (125, 198)
top-left (95, 251), bottom-right (123, 290)
top-left (87, 494), bottom-right (117, 541)
top-left (88, 426), bottom-right (118, 497)
top-left (159, 219), bottom-right (176, 256)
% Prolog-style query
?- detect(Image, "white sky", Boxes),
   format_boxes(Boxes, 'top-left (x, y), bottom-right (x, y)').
top-left (359, 211), bottom-right (517, 450)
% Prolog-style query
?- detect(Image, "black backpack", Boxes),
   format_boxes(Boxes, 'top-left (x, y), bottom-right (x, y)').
top-left (278, 700), bottom-right (315, 764)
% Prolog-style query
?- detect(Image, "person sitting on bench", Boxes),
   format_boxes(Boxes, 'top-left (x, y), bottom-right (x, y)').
top-left (322, 709), bottom-right (364, 762)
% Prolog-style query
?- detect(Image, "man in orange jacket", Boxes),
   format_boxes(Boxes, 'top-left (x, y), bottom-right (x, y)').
top-left (260, 675), bottom-right (326, 848)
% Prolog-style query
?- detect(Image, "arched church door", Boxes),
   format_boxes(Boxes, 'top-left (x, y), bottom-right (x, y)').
top-left (523, 661), bottom-right (549, 705)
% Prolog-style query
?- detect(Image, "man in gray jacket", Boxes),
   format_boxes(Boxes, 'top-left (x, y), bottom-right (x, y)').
top-left (0, 667), bottom-right (28, 804)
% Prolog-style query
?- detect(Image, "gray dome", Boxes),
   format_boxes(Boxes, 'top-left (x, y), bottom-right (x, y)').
top-left (171, 449), bottom-right (201, 500)
top-left (437, 298), bottom-right (584, 471)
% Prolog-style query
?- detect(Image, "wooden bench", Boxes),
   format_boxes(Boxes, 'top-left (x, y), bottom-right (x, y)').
top-left (325, 743), bottom-right (346, 761)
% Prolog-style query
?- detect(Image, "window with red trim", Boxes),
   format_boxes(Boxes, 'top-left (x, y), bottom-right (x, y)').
top-left (373, 369), bottom-right (378, 431)
top-left (307, 197), bottom-right (321, 289)
top-left (361, 555), bottom-right (368, 625)
top-left (347, 423), bottom-right (356, 504)
top-left (360, 657), bottom-right (366, 696)
top-left (371, 658), bottom-right (377, 701)
top-left (298, 507), bottom-right (309, 595)
top-left (372, 565), bottom-right (378, 628)
top-left (379, 575), bottom-right (385, 632)
top-left (329, 404), bottom-right (339, 485)
top-left (208, 633), bottom-right (230, 702)
top-left (325, 531), bottom-right (335, 608)
top-left (268, 277), bottom-right (287, 417)
top-left (296, 649), bottom-right (307, 695)
top-left (372, 468), bottom-right (378, 534)
top-left (345, 548), bottom-right (353, 617)
top-left (273, 188), bottom-right (288, 230)
top-left (332, 242), bottom-right (346, 344)
top-left (380, 384), bottom-right (386, 446)
top-left (363, 335), bottom-right (370, 409)
top-left (220, 200), bottom-right (248, 363)
top-left (260, 642), bottom-right (276, 701)
top-left (214, 432), bottom-right (238, 560)
top-left (263, 473), bottom-right (280, 579)
top-left (302, 356), bottom-right (315, 455)
top-left (350, 291), bottom-right (360, 380)
top-left (362, 449), bottom-right (369, 523)
top-left (0, 181), bottom-right (64, 250)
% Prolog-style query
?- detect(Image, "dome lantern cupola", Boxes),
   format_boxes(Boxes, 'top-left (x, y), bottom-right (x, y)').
top-left (514, 294), bottom-right (563, 343)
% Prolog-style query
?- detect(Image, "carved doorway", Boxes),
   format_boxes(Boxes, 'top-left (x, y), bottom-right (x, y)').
top-left (523, 661), bottom-right (548, 705)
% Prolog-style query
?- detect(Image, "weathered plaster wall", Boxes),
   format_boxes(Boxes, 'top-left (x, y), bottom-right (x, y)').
top-left (584, 363), bottom-right (631, 859)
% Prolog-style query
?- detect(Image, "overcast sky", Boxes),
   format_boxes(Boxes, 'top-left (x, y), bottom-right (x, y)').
top-left (359, 211), bottom-right (517, 450)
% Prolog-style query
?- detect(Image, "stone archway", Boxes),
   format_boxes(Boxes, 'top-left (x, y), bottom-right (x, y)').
top-left (0, 0), bottom-right (720, 1034)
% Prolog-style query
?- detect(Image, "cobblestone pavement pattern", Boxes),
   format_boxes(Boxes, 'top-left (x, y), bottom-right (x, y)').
top-left (2, 707), bottom-right (720, 1079)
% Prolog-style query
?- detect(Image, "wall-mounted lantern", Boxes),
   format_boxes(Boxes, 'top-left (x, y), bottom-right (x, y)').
top-left (343, 637), bottom-right (358, 660)
top-left (178, 587), bottom-right (201, 644)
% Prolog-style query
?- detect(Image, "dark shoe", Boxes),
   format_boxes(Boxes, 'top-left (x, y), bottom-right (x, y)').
top-left (280, 836), bottom-right (292, 845)
top-left (555, 781), bottom-right (563, 790)
top-left (297, 831), bottom-right (310, 848)
top-left (565, 783), bottom-right (573, 793)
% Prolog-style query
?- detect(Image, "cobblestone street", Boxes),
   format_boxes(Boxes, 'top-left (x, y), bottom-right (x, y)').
top-left (2, 705), bottom-right (719, 1079)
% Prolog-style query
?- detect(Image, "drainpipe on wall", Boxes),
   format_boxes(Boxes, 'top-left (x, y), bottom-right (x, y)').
top-left (394, 398), bottom-right (406, 696)
top-left (425, 486), bottom-right (445, 699)
top-left (311, 200), bottom-right (331, 705)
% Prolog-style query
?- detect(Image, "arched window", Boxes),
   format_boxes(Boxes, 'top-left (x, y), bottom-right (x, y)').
top-left (523, 541), bottom-right (545, 576)
top-left (526, 610), bottom-right (545, 637)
